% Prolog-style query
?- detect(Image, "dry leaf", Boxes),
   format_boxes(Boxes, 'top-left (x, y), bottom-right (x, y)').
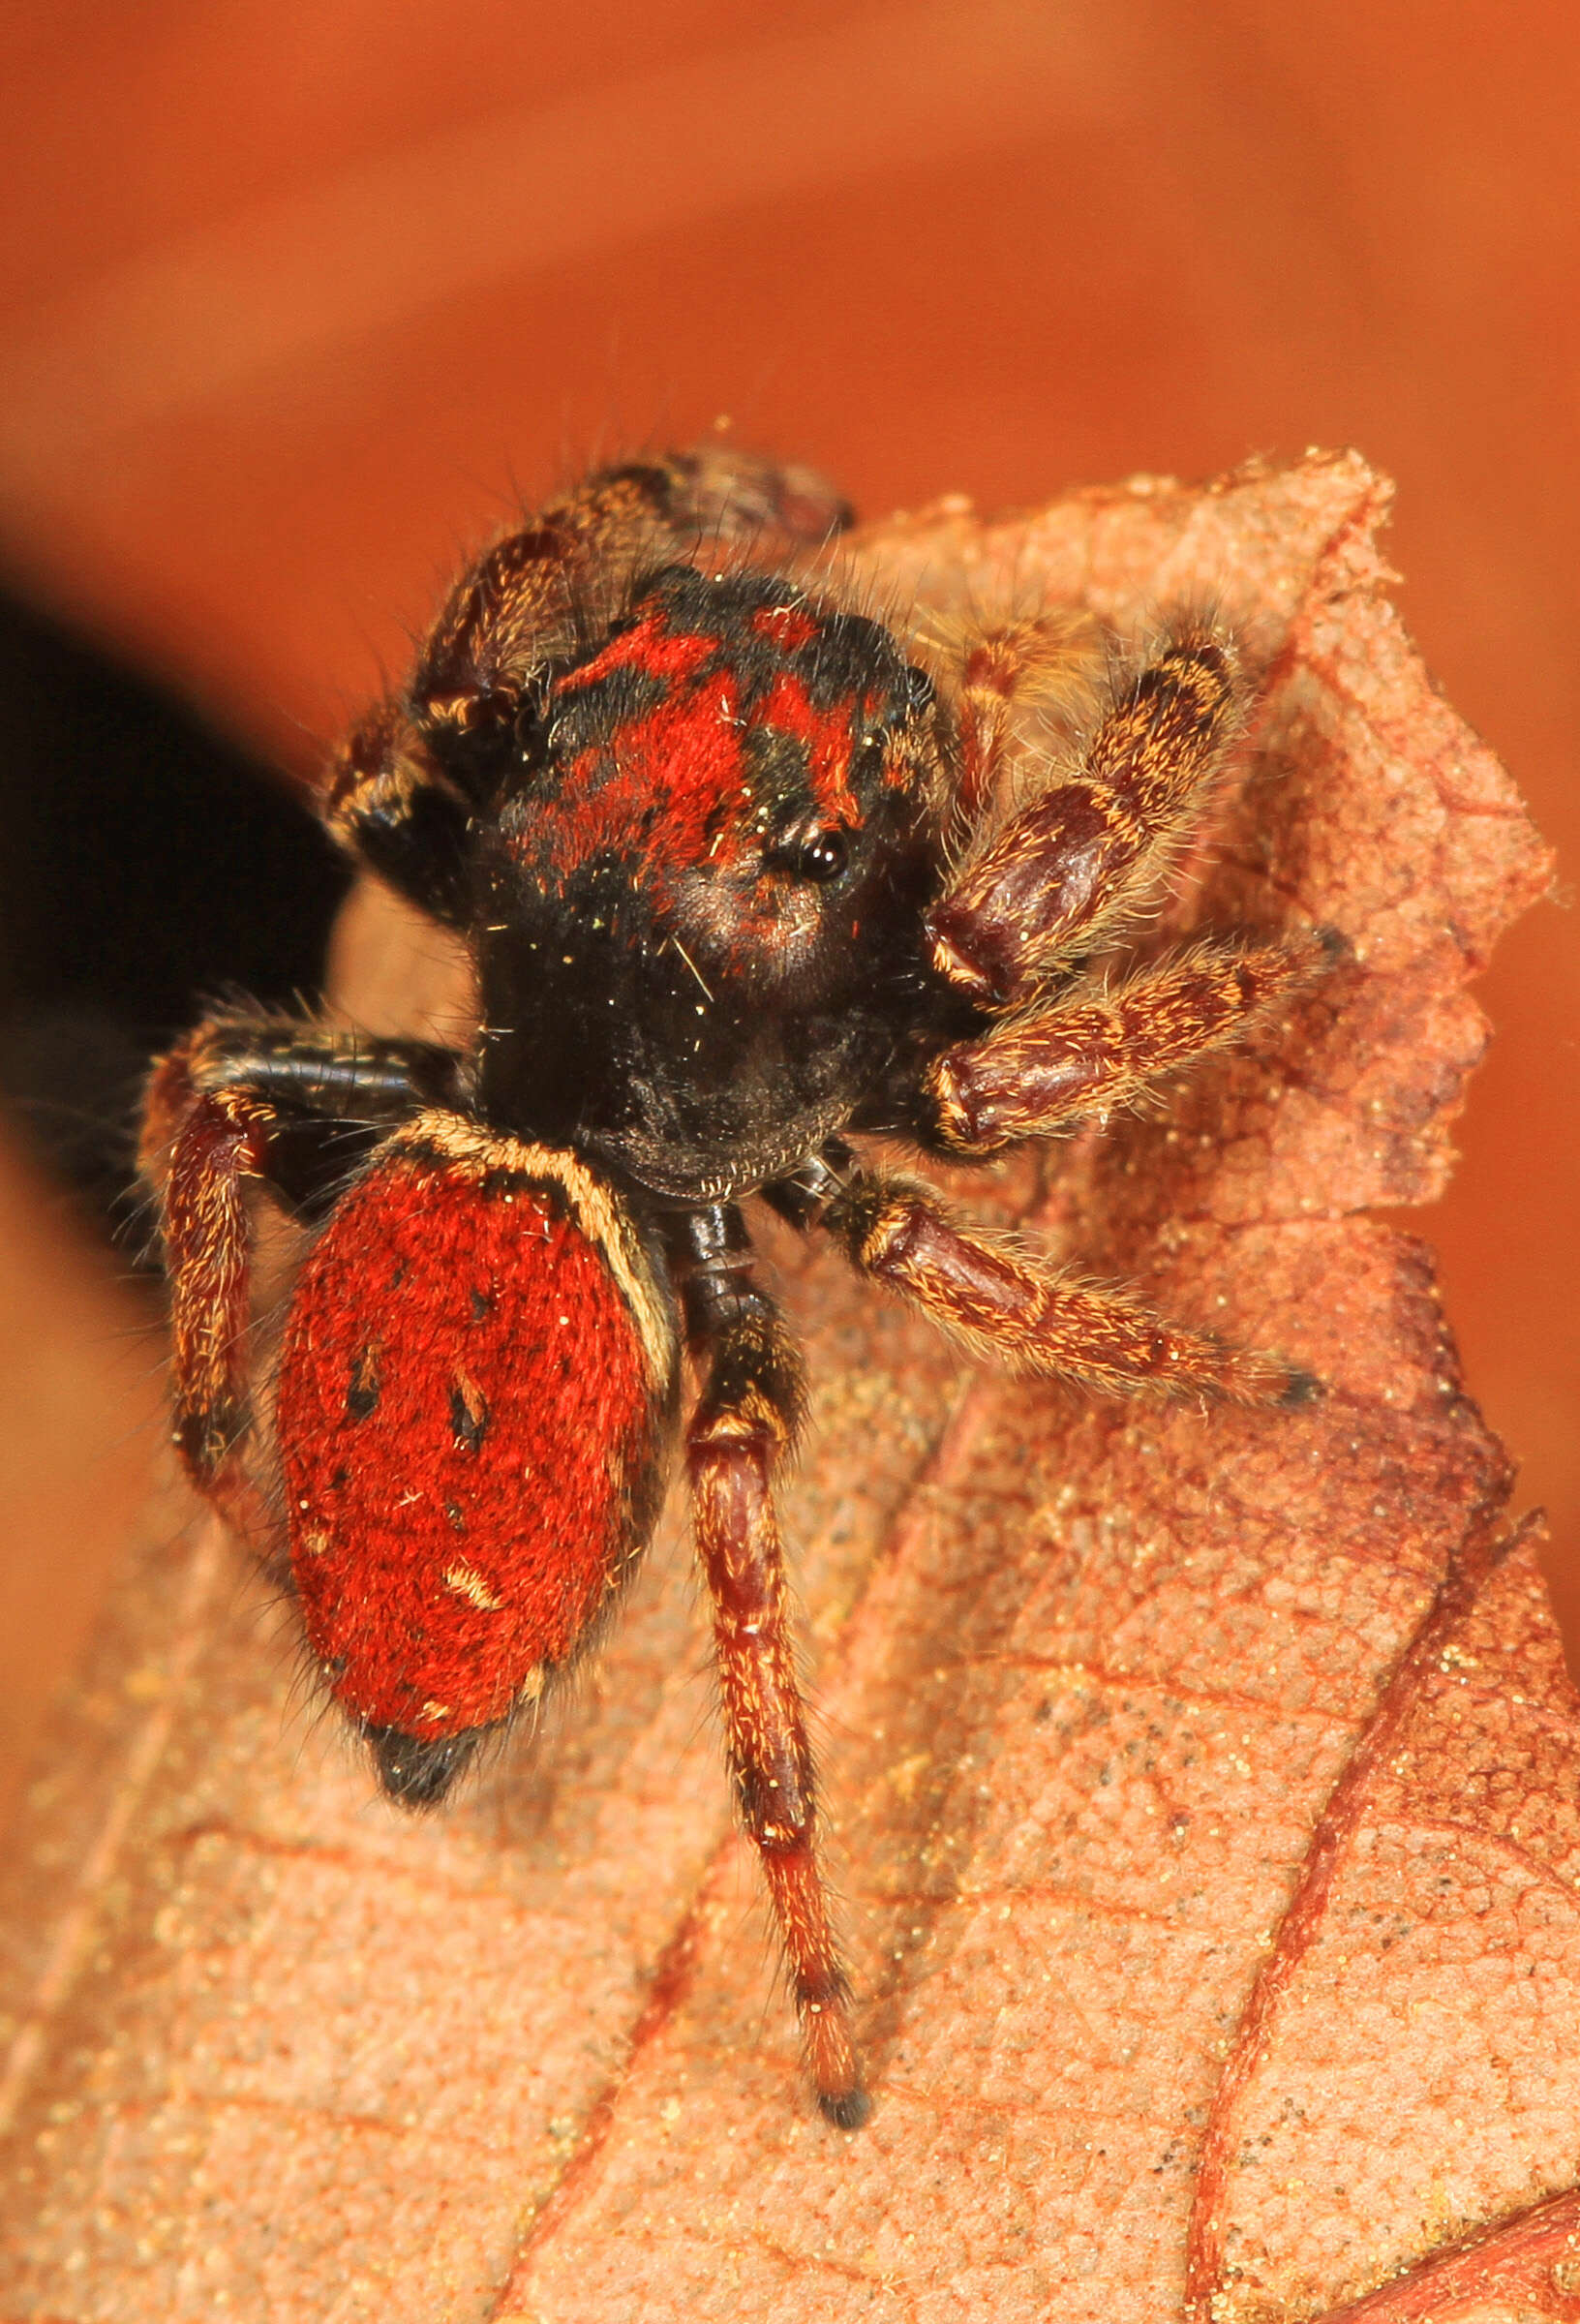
top-left (0, 454), bottom-right (1564, 2323)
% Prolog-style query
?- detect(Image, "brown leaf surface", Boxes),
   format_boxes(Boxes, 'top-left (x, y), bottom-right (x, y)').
top-left (0, 454), bottom-right (1564, 2323)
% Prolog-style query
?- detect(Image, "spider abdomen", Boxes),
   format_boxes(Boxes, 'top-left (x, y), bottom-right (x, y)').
top-left (275, 1117), bottom-right (679, 1791)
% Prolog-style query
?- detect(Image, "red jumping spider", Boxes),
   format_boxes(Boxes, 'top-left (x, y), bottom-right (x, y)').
top-left (139, 448), bottom-right (1319, 2128)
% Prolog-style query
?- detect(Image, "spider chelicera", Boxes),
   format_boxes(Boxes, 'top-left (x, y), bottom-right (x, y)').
top-left (139, 446), bottom-right (1319, 2126)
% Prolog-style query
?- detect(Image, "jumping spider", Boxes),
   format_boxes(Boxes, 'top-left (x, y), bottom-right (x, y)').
top-left (139, 447), bottom-right (1319, 2127)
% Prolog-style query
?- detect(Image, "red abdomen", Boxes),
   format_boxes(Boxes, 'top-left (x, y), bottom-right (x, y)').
top-left (276, 1120), bottom-right (677, 1739)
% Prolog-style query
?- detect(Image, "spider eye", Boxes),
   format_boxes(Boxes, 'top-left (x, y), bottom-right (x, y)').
top-left (798, 829), bottom-right (849, 881)
top-left (768, 823), bottom-right (850, 883)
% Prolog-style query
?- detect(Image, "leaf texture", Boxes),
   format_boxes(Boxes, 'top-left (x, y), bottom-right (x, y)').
top-left (0, 453), bottom-right (1565, 2323)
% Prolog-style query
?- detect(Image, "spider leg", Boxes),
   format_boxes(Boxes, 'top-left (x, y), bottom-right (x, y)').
top-left (927, 625), bottom-right (1247, 1008)
top-left (325, 448), bottom-right (853, 924)
top-left (673, 1205), bottom-right (867, 2128)
top-left (769, 1149), bottom-right (1311, 1408)
top-left (927, 608), bottom-right (1097, 838)
top-left (925, 934), bottom-right (1327, 1154)
top-left (138, 1013), bottom-right (465, 1531)
top-left (411, 448), bottom-right (854, 731)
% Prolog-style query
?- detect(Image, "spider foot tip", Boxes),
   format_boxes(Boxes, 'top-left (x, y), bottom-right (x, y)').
top-left (818, 2085), bottom-right (871, 2131)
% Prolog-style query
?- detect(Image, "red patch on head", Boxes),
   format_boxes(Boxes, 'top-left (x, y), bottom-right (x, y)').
top-left (513, 607), bottom-right (873, 911)
top-left (754, 670), bottom-right (864, 829)
top-left (277, 1147), bottom-right (665, 1737)
top-left (528, 614), bottom-right (747, 897)
top-left (749, 604), bottom-right (818, 651)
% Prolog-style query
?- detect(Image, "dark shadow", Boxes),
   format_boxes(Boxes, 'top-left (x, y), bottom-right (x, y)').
top-left (0, 581), bottom-right (350, 1247)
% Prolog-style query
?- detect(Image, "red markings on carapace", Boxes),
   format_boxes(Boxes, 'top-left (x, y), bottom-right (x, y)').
top-left (533, 615), bottom-right (747, 895)
top-left (755, 669), bottom-right (865, 830)
top-left (277, 1144), bottom-right (659, 1736)
top-left (518, 607), bottom-right (870, 905)
top-left (749, 603), bottom-right (819, 651)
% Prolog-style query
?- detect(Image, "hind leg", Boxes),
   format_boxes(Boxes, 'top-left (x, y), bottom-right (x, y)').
top-left (672, 1204), bottom-right (866, 2127)
top-left (139, 1012), bottom-right (465, 1531)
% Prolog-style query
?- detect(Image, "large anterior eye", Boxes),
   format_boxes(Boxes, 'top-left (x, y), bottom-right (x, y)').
top-left (766, 819), bottom-right (851, 883)
top-left (795, 829), bottom-right (850, 882)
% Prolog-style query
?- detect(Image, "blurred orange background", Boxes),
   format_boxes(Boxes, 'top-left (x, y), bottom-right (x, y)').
top-left (0, 0), bottom-right (1573, 1830)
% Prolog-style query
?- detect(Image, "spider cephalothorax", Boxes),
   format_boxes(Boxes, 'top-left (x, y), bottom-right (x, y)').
top-left (140, 446), bottom-right (1321, 2128)
top-left (474, 561), bottom-right (953, 1198)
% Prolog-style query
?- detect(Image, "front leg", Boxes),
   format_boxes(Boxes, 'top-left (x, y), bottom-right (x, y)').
top-left (674, 1206), bottom-right (867, 2128)
top-left (927, 626), bottom-right (1248, 1007)
top-left (925, 935), bottom-right (1329, 1153)
top-left (925, 608), bottom-right (1097, 836)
